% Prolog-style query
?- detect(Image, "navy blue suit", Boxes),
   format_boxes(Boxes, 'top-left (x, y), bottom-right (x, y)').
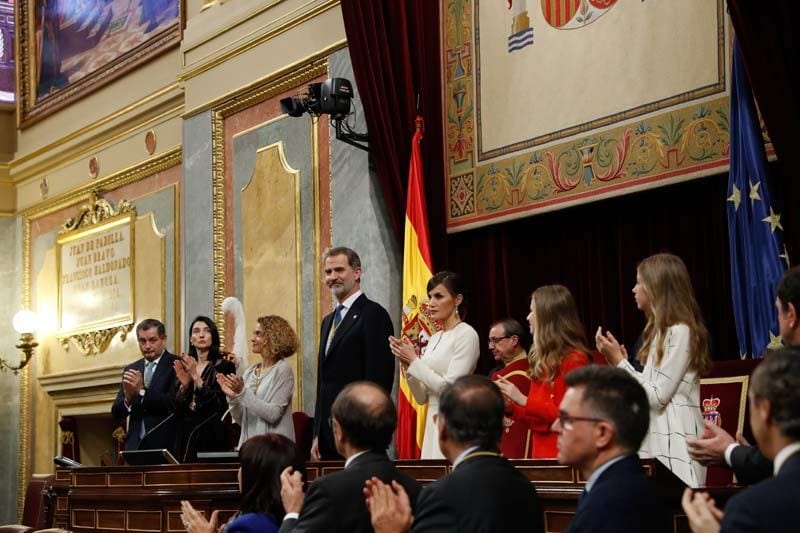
top-left (313, 294), bottom-right (394, 459)
top-left (111, 351), bottom-right (179, 451)
top-left (721, 451), bottom-right (800, 532)
top-left (567, 455), bottom-right (669, 533)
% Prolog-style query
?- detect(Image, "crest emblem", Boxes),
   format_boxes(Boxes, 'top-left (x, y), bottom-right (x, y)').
top-left (702, 396), bottom-right (722, 426)
top-left (541, 0), bottom-right (619, 30)
top-left (402, 295), bottom-right (442, 356)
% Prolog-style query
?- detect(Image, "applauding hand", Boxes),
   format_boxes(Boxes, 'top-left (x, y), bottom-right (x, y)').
top-left (388, 336), bottom-right (418, 366)
top-left (364, 477), bottom-right (413, 533)
top-left (495, 375), bottom-right (527, 406)
top-left (215, 373), bottom-right (244, 399)
top-left (595, 327), bottom-right (627, 365)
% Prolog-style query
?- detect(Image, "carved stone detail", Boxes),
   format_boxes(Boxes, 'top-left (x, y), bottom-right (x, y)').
top-left (59, 324), bottom-right (134, 356)
top-left (60, 193), bottom-right (136, 234)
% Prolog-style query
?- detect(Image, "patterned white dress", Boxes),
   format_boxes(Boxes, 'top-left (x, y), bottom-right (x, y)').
top-left (618, 324), bottom-right (706, 487)
top-left (406, 321), bottom-right (480, 459)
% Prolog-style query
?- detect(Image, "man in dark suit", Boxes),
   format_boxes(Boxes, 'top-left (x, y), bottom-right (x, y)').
top-left (312, 247), bottom-right (395, 460)
top-left (682, 349), bottom-right (800, 533)
top-left (111, 318), bottom-right (179, 451)
top-left (687, 266), bottom-right (800, 484)
top-left (279, 381), bottom-right (421, 533)
top-left (366, 375), bottom-right (543, 533)
top-left (556, 365), bottom-right (669, 533)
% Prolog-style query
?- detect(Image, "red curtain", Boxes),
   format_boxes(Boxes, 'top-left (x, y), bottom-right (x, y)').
top-left (726, 0), bottom-right (800, 260)
top-left (448, 175), bottom-right (738, 375)
top-left (341, 0), bottom-right (447, 266)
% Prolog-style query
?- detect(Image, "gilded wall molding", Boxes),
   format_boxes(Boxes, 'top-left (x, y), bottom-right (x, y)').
top-left (12, 103), bottom-right (185, 189)
top-left (10, 83), bottom-right (181, 172)
top-left (17, 148), bottom-right (182, 520)
top-left (185, 41), bottom-right (343, 118)
top-left (209, 57), bottom-right (328, 346)
top-left (180, 0), bottom-right (340, 80)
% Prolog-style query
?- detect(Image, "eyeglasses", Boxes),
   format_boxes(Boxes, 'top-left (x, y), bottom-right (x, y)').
top-left (488, 335), bottom-right (510, 346)
top-left (556, 411), bottom-right (606, 430)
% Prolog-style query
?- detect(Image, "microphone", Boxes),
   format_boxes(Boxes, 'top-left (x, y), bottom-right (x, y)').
top-left (182, 411), bottom-right (220, 463)
top-left (54, 455), bottom-right (82, 468)
top-left (136, 413), bottom-right (176, 451)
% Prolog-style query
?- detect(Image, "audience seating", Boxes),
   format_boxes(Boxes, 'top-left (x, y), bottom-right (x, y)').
top-left (0, 474), bottom-right (56, 533)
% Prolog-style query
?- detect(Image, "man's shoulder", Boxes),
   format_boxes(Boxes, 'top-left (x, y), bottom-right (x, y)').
top-left (356, 294), bottom-right (390, 315)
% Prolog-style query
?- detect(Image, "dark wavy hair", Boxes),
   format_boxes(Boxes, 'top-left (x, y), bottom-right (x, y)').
top-left (187, 316), bottom-right (222, 363)
top-left (239, 434), bottom-right (304, 517)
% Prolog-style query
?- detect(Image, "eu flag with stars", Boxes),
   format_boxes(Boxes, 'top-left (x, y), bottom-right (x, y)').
top-left (727, 38), bottom-right (788, 358)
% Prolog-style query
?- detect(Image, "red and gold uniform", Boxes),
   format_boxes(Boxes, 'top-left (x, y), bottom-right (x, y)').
top-left (491, 353), bottom-right (532, 458)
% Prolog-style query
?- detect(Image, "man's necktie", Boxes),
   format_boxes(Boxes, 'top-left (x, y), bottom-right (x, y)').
top-left (333, 304), bottom-right (345, 329)
top-left (144, 360), bottom-right (155, 388)
top-left (326, 305), bottom-right (346, 355)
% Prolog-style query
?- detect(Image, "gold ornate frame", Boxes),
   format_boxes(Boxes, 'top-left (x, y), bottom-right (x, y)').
top-left (16, 148), bottom-right (181, 520)
top-left (56, 202), bottom-right (137, 356)
top-left (15, 1), bottom-right (183, 126)
top-left (700, 375), bottom-right (750, 438)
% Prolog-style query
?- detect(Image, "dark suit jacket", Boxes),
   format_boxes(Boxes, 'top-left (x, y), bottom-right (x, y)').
top-left (279, 451), bottom-right (421, 533)
top-left (111, 351), bottom-right (179, 451)
top-left (721, 451), bottom-right (800, 532)
top-left (730, 444), bottom-right (773, 485)
top-left (567, 455), bottom-right (669, 533)
top-left (313, 294), bottom-right (394, 459)
top-left (411, 451), bottom-right (543, 533)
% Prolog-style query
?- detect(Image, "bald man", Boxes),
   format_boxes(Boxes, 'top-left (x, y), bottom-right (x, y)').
top-left (280, 382), bottom-right (421, 533)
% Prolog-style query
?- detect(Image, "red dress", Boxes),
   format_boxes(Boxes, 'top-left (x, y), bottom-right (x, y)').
top-left (509, 349), bottom-right (589, 458)
top-left (490, 355), bottom-right (532, 458)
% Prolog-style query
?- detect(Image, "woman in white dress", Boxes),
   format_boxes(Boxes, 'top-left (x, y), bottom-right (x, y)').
top-left (389, 271), bottom-right (480, 459)
top-left (217, 315), bottom-right (296, 448)
top-left (595, 253), bottom-right (710, 487)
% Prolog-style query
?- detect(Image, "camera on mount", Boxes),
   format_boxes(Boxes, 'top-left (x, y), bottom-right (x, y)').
top-left (280, 78), bottom-right (369, 152)
top-left (280, 78), bottom-right (354, 119)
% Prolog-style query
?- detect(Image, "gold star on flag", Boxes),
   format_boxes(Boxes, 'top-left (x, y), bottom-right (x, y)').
top-left (727, 185), bottom-right (741, 211)
top-left (762, 207), bottom-right (784, 233)
top-left (749, 181), bottom-right (762, 203)
top-left (767, 331), bottom-right (783, 350)
top-left (780, 245), bottom-right (791, 269)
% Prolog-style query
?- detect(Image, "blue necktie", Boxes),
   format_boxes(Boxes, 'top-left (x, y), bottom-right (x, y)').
top-left (333, 304), bottom-right (345, 329)
top-left (144, 360), bottom-right (156, 388)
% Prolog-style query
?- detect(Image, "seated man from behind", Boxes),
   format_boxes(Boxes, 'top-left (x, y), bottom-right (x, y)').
top-left (555, 365), bottom-right (669, 533)
top-left (366, 375), bottom-right (544, 533)
top-left (682, 349), bottom-right (800, 533)
top-left (279, 381), bottom-right (421, 533)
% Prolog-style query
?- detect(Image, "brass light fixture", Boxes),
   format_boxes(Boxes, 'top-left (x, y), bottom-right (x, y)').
top-left (0, 310), bottom-right (39, 374)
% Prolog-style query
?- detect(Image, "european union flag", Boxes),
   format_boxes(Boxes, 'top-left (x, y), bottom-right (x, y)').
top-left (727, 38), bottom-right (788, 358)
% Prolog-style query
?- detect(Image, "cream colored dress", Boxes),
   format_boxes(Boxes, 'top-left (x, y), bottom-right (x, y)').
top-left (406, 321), bottom-right (480, 459)
top-left (618, 323), bottom-right (706, 487)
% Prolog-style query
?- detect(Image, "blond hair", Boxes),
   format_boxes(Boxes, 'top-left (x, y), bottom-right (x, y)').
top-left (529, 285), bottom-right (588, 383)
top-left (636, 254), bottom-right (710, 374)
top-left (256, 315), bottom-right (299, 359)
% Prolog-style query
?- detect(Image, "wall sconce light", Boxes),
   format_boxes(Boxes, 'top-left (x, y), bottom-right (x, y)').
top-left (0, 310), bottom-right (39, 374)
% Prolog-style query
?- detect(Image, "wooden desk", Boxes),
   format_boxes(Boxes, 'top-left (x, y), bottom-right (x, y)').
top-left (52, 459), bottom-right (739, 533)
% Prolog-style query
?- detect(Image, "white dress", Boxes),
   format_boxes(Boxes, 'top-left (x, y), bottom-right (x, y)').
top-left (406, 321), bottom-right (480, 459)
top-left (618, 323), bottom-right (707, 487)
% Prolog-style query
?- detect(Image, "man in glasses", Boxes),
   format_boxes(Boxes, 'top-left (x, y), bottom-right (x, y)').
top-left (554, 365), bottom-right (669, 533)
top-left (488, 318), bottom-right (532, 458)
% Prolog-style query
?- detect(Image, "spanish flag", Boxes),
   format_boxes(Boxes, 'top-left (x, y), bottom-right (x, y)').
top-left (396, 116), bottom-right (437, 459)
